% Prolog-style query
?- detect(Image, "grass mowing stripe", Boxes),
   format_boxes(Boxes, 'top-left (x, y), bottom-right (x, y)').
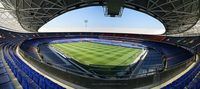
top-left (107, 49), bottom-right (142, 65)
top-left (53, 42), bottom-right (138, 64)
top-left (53, 44), bottom-right (118, 65)
top-left (122, 50), bottom-right (142, 65)
top-left (73, 42), bottom-right (128, 51)
top-left (91, 49), bottom-right (138, 65)
top-left (50, 42), bottom-right (143, 66)
top-left (104, 49), bottom-right (137, 65)
top-left (53, 44), bottom-right (105, 64)
top-left (62, 43), bottom-right (133, 59)
top-left (66, 42), bottom-right (124, 53)
top-left (71, 44), bottom-right (135, 61)
top-left (53, 43), bottom-right (130, 61)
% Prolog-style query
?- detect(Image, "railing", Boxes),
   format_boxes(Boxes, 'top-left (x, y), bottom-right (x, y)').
top-left (17, 36), bottom-right (197, 88)
top-left (18, 49), bottom-right (156, 88)
top-left (19, 37), bottom-right (196, 78)
top-left (19, 43), bottom-right (196, 88)
top-left (20, 47), bottom-right (158, 79)
top-left (20, 38), bottom-right (163, 79)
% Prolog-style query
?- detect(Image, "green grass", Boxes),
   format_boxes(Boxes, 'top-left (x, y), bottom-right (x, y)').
top-left (50, 42), bottom-right (142, 66)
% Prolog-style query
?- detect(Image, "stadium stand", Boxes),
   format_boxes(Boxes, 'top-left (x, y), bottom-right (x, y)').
top-left (137, 48), bottom-right (163, 73)
top-left (0, 0), bottom-right (199, 88)
top-left (0, 28), bottom-right (199, 89)
top-left (2, 43), bottom-right (65, 89)
top-left (187, 70), bottom-right (200, 89)
top-left (162, 60), bottom-right (200, 89)
top-left (0, 48), bottom-right (15, 89)
top-left (16, 32), bottom-right (196, 88)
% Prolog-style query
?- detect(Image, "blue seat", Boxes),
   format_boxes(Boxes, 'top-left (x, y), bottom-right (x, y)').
top-left (0, 67), bottom-right (6, 75)
top-left (0, 63), bottom-right (4, 68)
top-left (16, 70), bottom-right (22, 84)
top-left (39, 76), bottom-right (45, 89)
top-left (21, 75), bottom-right (28, 89)
top-left (0, 82), bottom-right (15, 89)
top-left (0, 74), bottom-right (10, 85)
top-left (28, 78), bottom-right (39, 89)
top-left (4, 47), bottom-right (65, 89)
top-left (32, 72), bottom-right (40, 84)
top-left (0, 59), bottom-right (2, 63)
top-left (27, 69), bottom-right (33, 79)
top-left (45, 78), bottom-right (65, 89)
top-left (45, 78), bottom-right (56, 89)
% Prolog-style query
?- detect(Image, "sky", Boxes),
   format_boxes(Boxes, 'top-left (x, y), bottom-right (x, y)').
top-left (39, 6), bottom-right (165, 35)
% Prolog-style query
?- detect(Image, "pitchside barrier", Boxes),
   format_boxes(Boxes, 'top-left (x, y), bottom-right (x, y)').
top-left (18, 45), bottom-right (195, 89)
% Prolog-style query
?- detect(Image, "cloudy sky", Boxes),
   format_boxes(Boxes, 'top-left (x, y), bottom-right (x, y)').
top-left (39, 6), bottom-right (165, 35)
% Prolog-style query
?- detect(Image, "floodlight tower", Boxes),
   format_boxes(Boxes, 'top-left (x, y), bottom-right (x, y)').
top-left (84, 20), bottom-right (88, 31)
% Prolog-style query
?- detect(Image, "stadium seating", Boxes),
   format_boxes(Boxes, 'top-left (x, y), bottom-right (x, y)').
top-left (0, 50), bottom-right (15, 89)
top-left (187, 72), bottom-right (200, 89)
top-left (141, 49), bottom-right (163, 67)
top-left (162, 61), bottom-right (200, 89)
top-left (0, 29), bottom-right (200, 89)
top-left (1, 42), bottom-right (65, 89)
top-left (20, 35), bottom-right (195, 76)
top-left (163, 37), bottom-right (200, 48)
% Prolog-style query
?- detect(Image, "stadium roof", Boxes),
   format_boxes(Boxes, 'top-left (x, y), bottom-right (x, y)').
top-left (0, 0), bottom-right (199, 35)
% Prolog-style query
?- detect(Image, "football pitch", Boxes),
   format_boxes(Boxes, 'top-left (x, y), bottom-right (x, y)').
top-left (50, 42), bottom-right (142, 66)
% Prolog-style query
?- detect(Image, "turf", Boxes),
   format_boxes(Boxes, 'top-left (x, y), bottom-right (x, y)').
top-left (50, 42), bottom-right (142, 66)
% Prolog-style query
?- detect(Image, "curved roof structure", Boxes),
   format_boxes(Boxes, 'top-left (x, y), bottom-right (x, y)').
top-left (0, 0), bottom-right (199, 35)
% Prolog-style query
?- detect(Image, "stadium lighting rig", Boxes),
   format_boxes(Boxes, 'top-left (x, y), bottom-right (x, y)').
top-left (84, 19), bottom-right (88, 31)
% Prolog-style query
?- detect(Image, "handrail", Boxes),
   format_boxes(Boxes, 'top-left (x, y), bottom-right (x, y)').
top-left (18, 37), bottom-right (195, 80)
top-left (19, 45), bottom-right (161, 79)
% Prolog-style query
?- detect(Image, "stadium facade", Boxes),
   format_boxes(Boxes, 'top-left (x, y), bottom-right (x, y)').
top-left (0, 0), bottom-right (200, 89)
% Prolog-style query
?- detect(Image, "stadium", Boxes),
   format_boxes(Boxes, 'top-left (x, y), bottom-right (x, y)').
top-left (0, 0), bottom-right (199, 89)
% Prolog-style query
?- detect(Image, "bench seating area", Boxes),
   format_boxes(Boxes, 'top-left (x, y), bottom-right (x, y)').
top-left (0, 51), bottom-right (15, 89)
top-left (0, 29), bottom-right (199, 89)
top-left (162, 60), bottom-right (200, 89)
top-left (1, 42), bottom-right (65, 89)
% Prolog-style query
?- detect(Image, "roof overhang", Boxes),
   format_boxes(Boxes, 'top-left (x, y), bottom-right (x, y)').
top-left (0, 0), bottom-right (199, 35)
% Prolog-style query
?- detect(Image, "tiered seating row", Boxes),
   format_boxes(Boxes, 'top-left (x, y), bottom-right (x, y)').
top-left (0, 56), bottom-right (15, 89)
top-left (3, 44), bottom-right (65, 89)
top-left (164, 37), bottom-right (200, 48)
top-left (3, 45), bottom-right (40, 89)
top-left (141, 41), bottom-right (194, 67)
top-left (187, 71), bottom-right (200, 89)
top-left (162, 61), bottom-right (200, 89)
